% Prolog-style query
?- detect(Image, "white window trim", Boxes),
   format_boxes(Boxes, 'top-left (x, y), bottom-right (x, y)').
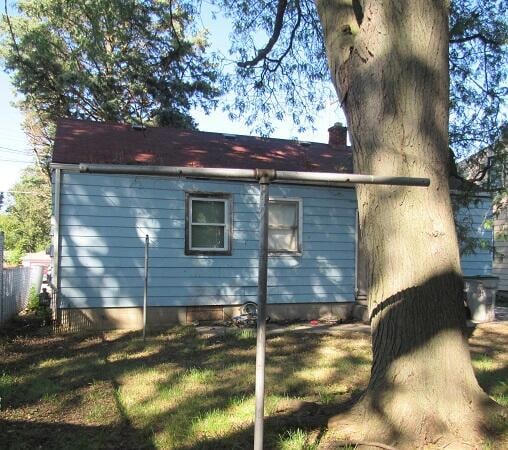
top-left (268, 197), bottom-right (303, 255)
top-left (186, 194), bottom-right (232, 254)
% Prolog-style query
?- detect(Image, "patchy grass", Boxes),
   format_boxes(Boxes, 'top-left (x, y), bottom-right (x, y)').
top-left (469, 323), bottom-right (508, 409)
top-left (277, 428), bottom-right (320, 450)
top-left (0, 319), bottom-right (506, 449)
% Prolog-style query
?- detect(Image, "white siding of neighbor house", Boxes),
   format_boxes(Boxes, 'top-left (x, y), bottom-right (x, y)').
top-left (493, 206), bottom-right (508, 291)
top-left (457, 196), bottom-right (493, 277)
top-left (58, 172), bottom-right (357, 308)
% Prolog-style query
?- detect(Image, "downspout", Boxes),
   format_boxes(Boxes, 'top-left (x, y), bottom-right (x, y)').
top-left (0, 231), bottom-right (4, 324)
top-left (355, 208), bottom-right (359, 298)
top-left (52, 168), bottom-right (62, 323)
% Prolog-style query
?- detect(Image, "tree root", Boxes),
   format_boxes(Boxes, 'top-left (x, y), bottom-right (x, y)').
top-left (324, 441), bottom-right (399, 450)
top-left (267, 395), bottom-right (506, 449)
top-left (317, 389), bottom-right (504, 450)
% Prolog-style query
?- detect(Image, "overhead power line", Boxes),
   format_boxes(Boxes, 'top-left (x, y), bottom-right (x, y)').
top-left (1, 190), bottom-right (47, 195)
top-left (0, 136), bottom-right (31, 146)
top-left (0, 158), bottom-right (33, 163)
top-left (0, 145), bottom-right (34, 155)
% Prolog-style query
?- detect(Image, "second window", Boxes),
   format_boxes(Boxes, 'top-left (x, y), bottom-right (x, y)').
top-left (268, 198), bottom-right (302, 254)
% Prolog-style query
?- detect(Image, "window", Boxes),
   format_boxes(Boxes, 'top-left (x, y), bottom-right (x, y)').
top-left (268, 198), bottom-right (302, 254)
top-left (186, 193), bottom-right (232, 255)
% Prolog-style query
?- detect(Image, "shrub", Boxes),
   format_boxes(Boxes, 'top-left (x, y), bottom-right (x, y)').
top-left (27, 287), bottom-right (40, 311)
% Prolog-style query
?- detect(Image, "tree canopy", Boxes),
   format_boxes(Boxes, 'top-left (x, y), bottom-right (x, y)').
top-left (213, 0), bottom-right (506, 158)
top-left (1, 0), bottom-right (220, 165)
top-left (0, 166), bottom-right (50, 264)
top-left (1, 0), bottom-right (505, 157)
top-left (449, 0), bottom-right (507, 158)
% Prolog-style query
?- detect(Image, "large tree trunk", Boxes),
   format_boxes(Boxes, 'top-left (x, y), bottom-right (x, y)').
top-left (315, 1), bottom-right (497, 447)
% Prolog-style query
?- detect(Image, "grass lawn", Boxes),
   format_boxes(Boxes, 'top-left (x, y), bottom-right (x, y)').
top-left (0, 318), bottom-right (506, 450)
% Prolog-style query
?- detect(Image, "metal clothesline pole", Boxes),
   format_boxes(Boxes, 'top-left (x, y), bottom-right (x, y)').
top-left (142, 234), bottom-right (149, 341)
top-left (76, 163), bottom-right (431, 449)
top-left (254, 175), bottom-right (270, 450)
top-left (78, 163), bottom-right (431, 187)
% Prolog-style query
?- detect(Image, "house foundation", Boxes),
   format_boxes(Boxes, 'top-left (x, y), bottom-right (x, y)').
top-left (56, 302), bottom-right (355, 332)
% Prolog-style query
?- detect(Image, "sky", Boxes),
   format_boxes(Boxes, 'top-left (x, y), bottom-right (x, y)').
top-left (0, 4), bottom-right (345, 194)
top-left (0, 71), bottom-right (33, 192)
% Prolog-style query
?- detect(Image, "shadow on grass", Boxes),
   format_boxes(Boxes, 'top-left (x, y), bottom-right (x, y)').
top-left (2, 315), bottom-right (507, 449)
top-left (0, 419), bottom-right (156, 450)
top-left (0, 321), bottom-right (372, 449)
top-left (469, 324), bottom-right (508, 409)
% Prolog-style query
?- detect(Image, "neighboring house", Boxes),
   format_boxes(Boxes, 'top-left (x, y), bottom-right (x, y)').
top-left (21, 251), bottom-right (51, 274)
top-left (459, 143), bottom-right (507, 293)
top-left (51, 119), bottom-right (494, 330)
top-left (493, 202), bottom-right (508, 294)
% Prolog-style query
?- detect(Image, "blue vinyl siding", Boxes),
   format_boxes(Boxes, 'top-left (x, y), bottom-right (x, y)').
top-left (58, 172), bottom-right (356, 308)
top-left (57, 172), bottom-right (493, 309)
top-left (458, 196), bottom-right (493, 276)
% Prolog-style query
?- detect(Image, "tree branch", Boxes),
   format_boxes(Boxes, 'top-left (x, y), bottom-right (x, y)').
top-left (4, 0), bottom-right (21, 59)
top-left (267, 0), bottom-right (302, 73)
top-left (237, 0), bottom-right (288, 68)
top-left (169, 0), bottom-right (183, 51)
top-left (450, 33), bottom-right (501, 46)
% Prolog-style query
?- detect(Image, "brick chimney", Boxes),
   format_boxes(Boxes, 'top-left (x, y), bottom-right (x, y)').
top-left (328, 123), bottom-right (348, 148)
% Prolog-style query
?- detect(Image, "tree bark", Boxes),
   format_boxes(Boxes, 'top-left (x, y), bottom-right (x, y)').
top-left (315, 0), bottom-right (497, 447)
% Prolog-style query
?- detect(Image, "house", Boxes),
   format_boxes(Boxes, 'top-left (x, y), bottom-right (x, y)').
top-left (22, 251), bottom-right (51, 274)
top-left (459, 142), bottom-right (507, 295)
top-left (494, 203), bottom-right (508, 296)
top-left (51, 119), bottom-right (494, 330)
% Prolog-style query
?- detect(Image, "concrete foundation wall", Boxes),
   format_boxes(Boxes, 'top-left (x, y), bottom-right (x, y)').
top-left (57, 302), bottom-right (355, 332)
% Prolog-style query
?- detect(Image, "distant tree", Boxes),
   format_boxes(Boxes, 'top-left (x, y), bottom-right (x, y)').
top-left (1, 0), bottom-right (220, 171)
top-left (0, 166), bottom-right (50, 264)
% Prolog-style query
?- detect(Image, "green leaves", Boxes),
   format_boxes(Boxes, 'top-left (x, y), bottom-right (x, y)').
top-left (211, 0), bottom-right (333, 135)
top-left (0, 166), bottom-right (51, 264)
top-left (1, 0), bottom-right (220, 129)
top-left (212, 0), bottom-right (506, 153)
top-left (449, 0), bottom-right (507, 158)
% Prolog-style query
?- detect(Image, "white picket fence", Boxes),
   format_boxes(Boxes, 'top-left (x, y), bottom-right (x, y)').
top-left (0, 232), bottom-right (44, 325)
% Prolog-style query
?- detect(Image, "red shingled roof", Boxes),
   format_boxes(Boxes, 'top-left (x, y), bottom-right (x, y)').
top-left (52, 118), bottom-right (352, 173)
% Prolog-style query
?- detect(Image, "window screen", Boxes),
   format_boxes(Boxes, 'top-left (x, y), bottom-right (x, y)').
top-left (268, 199), bottom-right (301, 253)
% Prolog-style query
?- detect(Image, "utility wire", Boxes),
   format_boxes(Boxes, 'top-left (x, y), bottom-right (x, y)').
top-left (0, 158), bottom-right (33, 163)
top-left (0, 145), bottom-right (34, 155)
top-left (0, 150), bottom-right (33, 158)
top-left (0, 136), bottom-right (31, 145)
top-left (0, 190), bottom-right (47, 195)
